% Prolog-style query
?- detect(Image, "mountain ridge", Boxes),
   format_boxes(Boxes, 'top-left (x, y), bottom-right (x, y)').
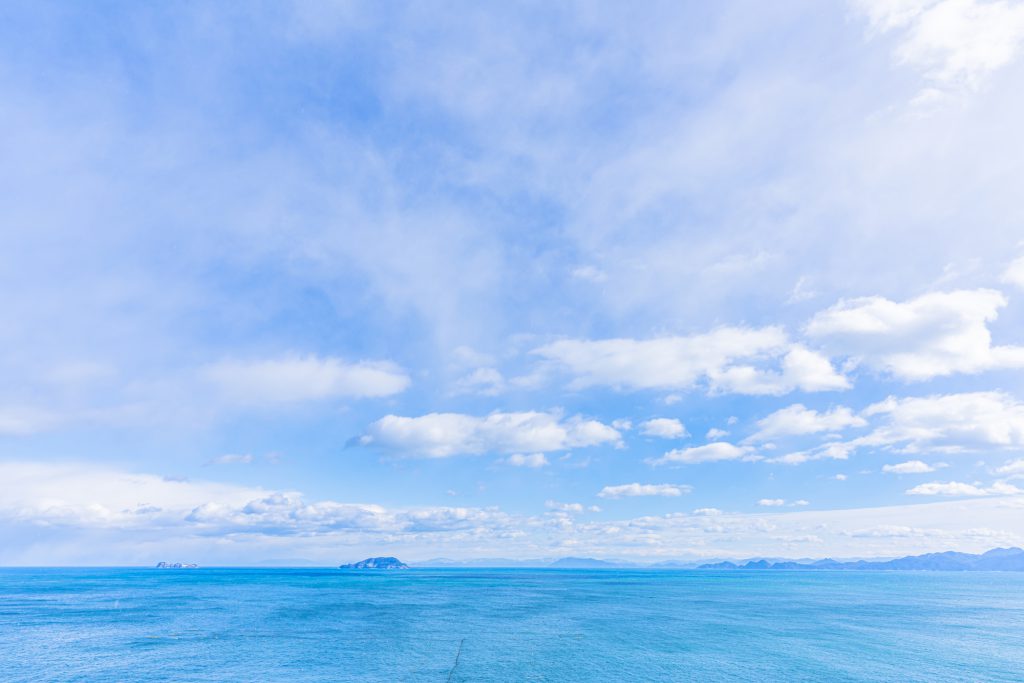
top-left (698, 547), bottom-right (1024, 571)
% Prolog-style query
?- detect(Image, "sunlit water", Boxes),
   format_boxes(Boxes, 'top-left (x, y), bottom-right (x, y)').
top-left (2, 568), bottom-right (1023, 681)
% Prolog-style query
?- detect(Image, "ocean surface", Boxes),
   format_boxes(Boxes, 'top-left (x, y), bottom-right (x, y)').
top-left (2, 568), bottom-right (1023, 682)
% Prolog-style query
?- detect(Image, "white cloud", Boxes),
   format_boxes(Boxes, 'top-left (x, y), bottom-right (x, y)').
top-left (1003, 255), bottom-right (1024, 289)
top-left (545, 500), bottom-right (584, 513)
top-left (996, 459), bottom-right (1024, 475)
top-left (2, 462), bottom-right (1024, 564)
top-left (533, 327), bottom-right (848, 396)
top-left (362, 411), bottom-right (621, 458)
top-left (639, 418), bottom-right (688, 439)
top-left (203, 355), bottom-right (410, 404)
top-left (545, 500), bottom-right (600, 514)
top-left (503, 453), bottom-right (549, 468)
top-left (861, 391), bottom-right (1024, 453)
top-left (882, 459), bottom-right (944, 474)
top-left (598, 483), bottom-right (691, 498)
top-left (211, 454), bottom-right (254, 465)
top-left (452, 367), bottom-right (505, 396)
top-left (758, 498), bottom-right (786, 507)
top-left (767, 441), bottom-right (857, 465)
top-left (0, 460), bottom-right (268, 529)
top-left (806, 289), bottom-right (1024, 381)
top-left (853, 0), bottom-right (1024, 91)
top-left (649, 442), bottom-right (755, 466)
top-left (748, 404), bottom-right (866, 442)
top-left (571, 265), bottom-right (608, 283)
top-left (774, 392), bottom-right (1024, 464)
top-left (906, 480), bottom-right (1023, 496)
top-left (792, 499), bottom-right (810, 506)
top-left (705, 428), bottom-right (728, 440)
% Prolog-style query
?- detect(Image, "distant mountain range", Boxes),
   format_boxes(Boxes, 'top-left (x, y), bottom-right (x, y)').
top-left (698, 547), bottom-right (1024, 571)
top-left (323, 548), bottom-right (1024, 571)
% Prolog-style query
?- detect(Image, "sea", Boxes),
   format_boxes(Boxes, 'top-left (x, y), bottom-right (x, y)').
top-left (1, 567), bottom-right (1023, 682)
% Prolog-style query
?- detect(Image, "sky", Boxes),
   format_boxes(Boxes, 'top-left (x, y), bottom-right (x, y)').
top-left (3, 0), bottom-right (1024, 565)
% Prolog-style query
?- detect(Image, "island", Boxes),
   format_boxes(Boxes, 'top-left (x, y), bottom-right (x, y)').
top-left (339, 556), bottom-right (409, 569)
top-left (155, 562), bottom-right (198, 569)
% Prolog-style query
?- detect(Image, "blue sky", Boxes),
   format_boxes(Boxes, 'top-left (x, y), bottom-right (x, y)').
top-left (3, 0), bottom-right (1024, 564)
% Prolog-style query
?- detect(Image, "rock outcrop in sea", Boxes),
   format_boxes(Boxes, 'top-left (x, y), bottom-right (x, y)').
top-left (155, 562), bottom-right (199, 569)
top-left (339, 556), bottom-right (409, 569)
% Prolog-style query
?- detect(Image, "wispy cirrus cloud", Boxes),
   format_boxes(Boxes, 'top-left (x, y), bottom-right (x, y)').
top-left (203, 355), bottom-right (410, 404)
top-left (853, 0), bottom-right (1024, 93)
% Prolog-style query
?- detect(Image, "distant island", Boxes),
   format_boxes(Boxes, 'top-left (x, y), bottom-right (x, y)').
top-left (155, 562), bottom-right (198, 569)
top-left (698, 547), bottom-right (1024, 571)
top-left (339, 556), bottom-right (409, 569)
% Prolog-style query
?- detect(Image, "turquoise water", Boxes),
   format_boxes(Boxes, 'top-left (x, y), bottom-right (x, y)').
top-left (2, 568), bottom-right (1023, 682)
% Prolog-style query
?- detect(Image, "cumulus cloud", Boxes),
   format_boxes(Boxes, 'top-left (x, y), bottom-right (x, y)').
top-left (1003, 255), bottom-right (1024, 289)
top-left (361, 411), bottom-right (621, 457)
top-left (906, 480), bottom-right (1023, 497)
top-left (533, 327), bottom-right (848, 396)
top-left (706, 428), bottom-right (728, 440)
top-left (0, 460), bottom-right (268, 529)
top-left (3, 462), bottom-right (1024, 564)
top-left (805, 289), bottom-right (1024, 381)
top-left (853, 0), bottom-right (1024, 91)
top-left (503, 453), bottom-right (549, 468)
top-left (203, 355), bottom-right (410, 404)
top-left (996, 459), bottom-right (1024, 476)
top-left (767, 441), bottom-right (857, 465)
top-left (758, 498), bottom-right (786, 507)
top-left (773, 391), bottom-right (1024, 465)
top-left (882, 460), bottom-right (944, 474)
top-left (639, 418), bottom-right (688, 439)
top-left (861, 391), bottom-right (1024, 453)
top-left (649, 442), bottom-right (756, 466)
top-left (0, 461), bottom-right (523, 548)
top-left (598, 483), bottom-right (691, 498)
top-left (747, 404), bottom-right (866, 442)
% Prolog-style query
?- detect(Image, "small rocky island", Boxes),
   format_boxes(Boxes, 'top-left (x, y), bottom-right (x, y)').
top-left (339, 556), bottom-right (409, 569)
top-left (155, 562), bottom-right (198, 569)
